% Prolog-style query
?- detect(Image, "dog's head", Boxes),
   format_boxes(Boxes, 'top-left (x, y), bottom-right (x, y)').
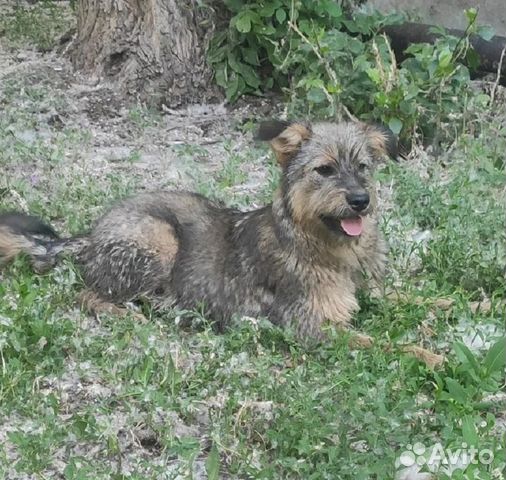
top-left (257, 120), bottom-right (396, 238)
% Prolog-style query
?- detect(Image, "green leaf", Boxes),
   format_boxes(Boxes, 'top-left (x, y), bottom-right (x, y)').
top-left (366, 68), bottom-right (381, 84)
top-left (326, 82), bottom-right (341, 94)
top-left (214, 63), bottom-right (228, 88)
top-left (275, 8), bottom-right (286, 24)
top-left (461, 415), bottom-right (479, 446)
top-left (253, 24), bottom-right (276, 35)
top-left (466, 48), bottom-right (481, 71)
top-left (225, 73), bottom-right (240, 101)
top-left (483, 338), bottom-right (506, 375)
top-left (234, 11), bottom-right (254, 33)
top-left (259, 4), bottom-right (277, 17)
top-left (209, 30), bottom-right (227, 49)
top-left (445, 377), bottom-right (469, 404)
top-left (388, 118), bottom-right (403, 135)
top-left (433, 371), bottom-right (444, 390)
top-left (399, 100), bottom-right (415, 115)
top-left (453, 341), bottom-right (480, 373)
top-left (347, 37), bottom-right (365, 55)
top-left (205, 444), bottom-right (220, 480)
top-left (240, 68), bottom-right (261, 88)
top-left (438, 47), bottom-right (452, 69)
top-left (477, 25), bottom-right (495, 41)
top-left (318, 1), bottom-right (342, 18)
top-left (428, 59), bottom-right (438, 78)
top-left (207, 45), bottom-right (227, 64)
top-left (464, 8), bottom-right (478, 26)
top-left (307, 87), bottom-right (327, 104)
top-left (227, 53), bottom-right (260, 88)
top-left (242, 48), bottom-right (260, 66)
top-left (224, 0), bottom-right (246, 12)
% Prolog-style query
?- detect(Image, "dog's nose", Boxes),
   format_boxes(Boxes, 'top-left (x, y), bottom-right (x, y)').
top-left (346, 192), bottom-right (370, 212)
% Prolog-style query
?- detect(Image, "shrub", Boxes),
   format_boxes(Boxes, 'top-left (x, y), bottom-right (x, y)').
top-left (209, 2), bottom-right (491, 143)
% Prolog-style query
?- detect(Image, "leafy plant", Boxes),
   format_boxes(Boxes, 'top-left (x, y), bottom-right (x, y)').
top-left (209, 2), bottom-right (492, 143)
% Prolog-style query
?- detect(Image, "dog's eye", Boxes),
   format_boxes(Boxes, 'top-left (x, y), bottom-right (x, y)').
top-left (314, 165), bottom-right (335, 177)
top-left (358, 162), bottom-right (369, 172)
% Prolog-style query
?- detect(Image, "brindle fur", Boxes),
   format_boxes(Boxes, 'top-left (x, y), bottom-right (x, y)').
top-left (0, 120), bottom-right (443, 366)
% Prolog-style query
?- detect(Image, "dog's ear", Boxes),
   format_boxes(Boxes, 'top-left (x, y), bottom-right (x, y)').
top-left (256, 120), bottom-right (312, 166)
top-left (360, 123), bottom-right (398, 161)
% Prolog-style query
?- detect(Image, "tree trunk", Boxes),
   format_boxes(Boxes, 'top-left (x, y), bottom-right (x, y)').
top-left (71, 0), bottom-right (222, 106)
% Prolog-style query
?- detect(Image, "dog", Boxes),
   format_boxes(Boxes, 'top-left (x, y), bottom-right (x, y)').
top-left (0, 120), bottom-right (443, 367)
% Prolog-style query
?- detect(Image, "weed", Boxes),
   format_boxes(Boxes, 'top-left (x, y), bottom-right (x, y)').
top-left (209, 3), bottom-right (493, 143)
top-left (0, 1), bottom-right (74, 51)
top-left (128, 106), bottom-right (163, 130)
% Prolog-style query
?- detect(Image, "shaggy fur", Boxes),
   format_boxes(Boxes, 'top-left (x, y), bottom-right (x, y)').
top-left (0, 120), bottom-right (445, 366)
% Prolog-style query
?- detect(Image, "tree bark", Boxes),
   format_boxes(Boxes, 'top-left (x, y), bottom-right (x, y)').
top-left (71, 0), bottom-right (222, 106)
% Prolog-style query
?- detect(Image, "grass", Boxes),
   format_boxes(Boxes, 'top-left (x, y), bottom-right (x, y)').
top-left (0, 9), bottom-right (505, 478)
top-left (0, 0), bottom-right (75, 52)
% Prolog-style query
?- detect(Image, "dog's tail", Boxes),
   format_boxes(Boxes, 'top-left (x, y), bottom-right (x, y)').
top-left (0, 212), bottom-right (88, 272)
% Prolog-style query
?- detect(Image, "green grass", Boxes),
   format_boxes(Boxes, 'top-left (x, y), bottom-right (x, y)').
top-left (0, 0), bottom-right (74, 51)
top-left (0, 45), bottom-right (505, 480)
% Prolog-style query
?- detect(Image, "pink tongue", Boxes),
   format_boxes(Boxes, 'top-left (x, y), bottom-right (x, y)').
top-left (340, 217), bottom-right (363, 236)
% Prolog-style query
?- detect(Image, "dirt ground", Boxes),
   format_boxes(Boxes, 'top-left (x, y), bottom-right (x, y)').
top-left (0, 45), bottom-right (280, 197)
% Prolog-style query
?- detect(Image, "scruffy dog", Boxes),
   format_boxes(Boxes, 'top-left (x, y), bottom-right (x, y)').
top-left (0, 120), bottom-right (443, 366)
